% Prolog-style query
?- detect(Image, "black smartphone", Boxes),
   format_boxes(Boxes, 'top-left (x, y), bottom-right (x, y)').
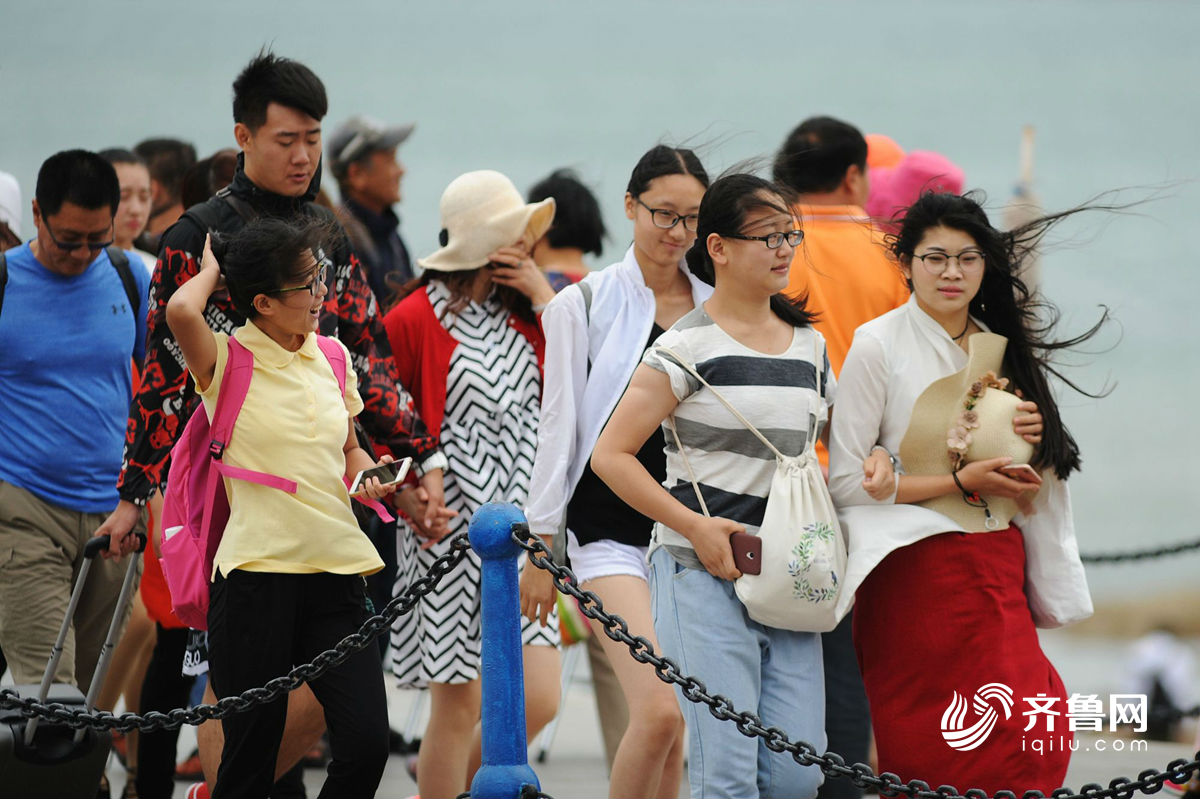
top-left (730, 532), bottom-right (762, 576)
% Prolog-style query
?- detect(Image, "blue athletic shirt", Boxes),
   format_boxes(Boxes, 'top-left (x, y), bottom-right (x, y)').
top-left (0, 242), bottom-right (149, 512)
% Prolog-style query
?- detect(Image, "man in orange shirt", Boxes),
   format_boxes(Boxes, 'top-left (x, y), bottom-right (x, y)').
top-left (774, 116), bottom-right (908, 799)
top-left (776, 116), bottom-right (909, 374)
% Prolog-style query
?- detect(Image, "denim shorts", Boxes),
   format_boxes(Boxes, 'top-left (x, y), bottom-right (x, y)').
top-left (648, 546), bottom-right (827, 799)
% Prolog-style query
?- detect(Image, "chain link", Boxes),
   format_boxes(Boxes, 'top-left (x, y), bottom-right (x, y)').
top-left (0, 533), bottom-right (472, 733)
top-left (516, 532), bottom-right (1200, 799)
top-left (1080, 537), bottom-right (1200, 564)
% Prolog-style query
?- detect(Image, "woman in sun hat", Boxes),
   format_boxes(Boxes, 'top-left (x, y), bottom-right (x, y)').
top-left (828, 191), bottom-right (1103, 791)
top-left (382, 169), bottom-right (561, 799)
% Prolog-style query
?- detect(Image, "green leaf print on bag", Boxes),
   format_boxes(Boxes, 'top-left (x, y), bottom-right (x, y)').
top-left (788, 521), bottom-right (840, 604)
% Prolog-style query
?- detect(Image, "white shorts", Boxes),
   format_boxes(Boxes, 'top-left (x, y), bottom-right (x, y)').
top-left (566, 531), bottom-right (650, 584)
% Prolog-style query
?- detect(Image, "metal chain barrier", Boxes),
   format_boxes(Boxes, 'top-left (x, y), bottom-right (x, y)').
top-left (516, 532), bottom-right (1200, 799)
top-left (0, 533), bottom-right (472, 734)
top-left (1080, 537), bottom-right (1200, 564)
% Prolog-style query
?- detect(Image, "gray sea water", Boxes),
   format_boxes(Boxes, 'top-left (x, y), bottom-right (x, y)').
top-left (3, 0), bottom-right (1200, 605)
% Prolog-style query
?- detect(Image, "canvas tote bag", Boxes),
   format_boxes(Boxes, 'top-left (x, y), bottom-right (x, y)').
top-left (657, 342), bottom-right (846, 633)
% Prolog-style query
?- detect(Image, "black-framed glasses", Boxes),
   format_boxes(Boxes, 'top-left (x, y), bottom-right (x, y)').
top-left (913, 249), bottom-right (985, 275)
top-left (722, 229), bottom-right (805, 250)
top-left (42, 218), bottom-right (114, 253)
top-left (636, 198), bottom-right (699, 232)
top-left (275, 264), bottom-right (328, 297)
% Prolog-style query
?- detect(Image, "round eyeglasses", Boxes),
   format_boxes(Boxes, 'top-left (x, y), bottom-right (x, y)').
top-left (275, 264), bottom-right (329, 297)
top-left (722, 229), bottom-right (804, 250)
top-left (913, 249), bottom-right (985, 275)
top-left (636, 198), bottom-right (699, 232)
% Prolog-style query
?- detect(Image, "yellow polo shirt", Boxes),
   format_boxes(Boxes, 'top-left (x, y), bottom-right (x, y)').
top-left (197, 322), bottom-right (384, 578)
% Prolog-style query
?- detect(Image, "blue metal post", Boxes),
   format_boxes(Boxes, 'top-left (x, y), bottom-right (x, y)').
top-left (469, 502), bottom-right (540, 799)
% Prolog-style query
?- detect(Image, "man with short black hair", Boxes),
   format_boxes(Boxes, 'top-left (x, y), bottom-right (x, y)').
top-left (775, 116), bottom-right (909, 799)
top-left (0, 149), bottom-right (149, 693)
top-left (776, 115), bottom-right (909, 372)
top-left (132, 137), bottom-right (197, 250)
top-left (329, 115), bottom-right (416, 310)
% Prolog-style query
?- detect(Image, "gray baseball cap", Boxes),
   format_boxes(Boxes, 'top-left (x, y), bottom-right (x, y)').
top-left (328, 115), bottom-right (415, 177)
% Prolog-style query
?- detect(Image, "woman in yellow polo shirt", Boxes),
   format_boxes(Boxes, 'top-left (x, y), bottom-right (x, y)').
top-left (165, 218), bottom-right (397, 799)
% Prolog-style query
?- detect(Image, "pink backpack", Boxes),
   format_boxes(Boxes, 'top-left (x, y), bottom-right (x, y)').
top-left (159, 334), bottom-right (390, 630)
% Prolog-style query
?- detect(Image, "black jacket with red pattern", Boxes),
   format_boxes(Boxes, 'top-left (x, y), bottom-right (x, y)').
top-left (117, 158), bottom-right (442, 504)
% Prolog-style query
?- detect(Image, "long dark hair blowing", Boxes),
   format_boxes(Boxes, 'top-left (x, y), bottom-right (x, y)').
top-left (685, 173), bottom-right (816, 329)
top-left (890, 191), bottom-right (1108, 479)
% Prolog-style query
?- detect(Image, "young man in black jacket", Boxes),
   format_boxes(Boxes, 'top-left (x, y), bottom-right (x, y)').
top-left (95, 51), bottom-right (452, 799)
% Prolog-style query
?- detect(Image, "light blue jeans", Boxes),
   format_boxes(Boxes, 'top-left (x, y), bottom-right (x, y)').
top-left (649, 546), bottom-right (827, 799)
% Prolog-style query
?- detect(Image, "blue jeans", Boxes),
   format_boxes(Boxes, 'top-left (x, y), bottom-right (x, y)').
top-left (649, 547), bottom-right (826, 799)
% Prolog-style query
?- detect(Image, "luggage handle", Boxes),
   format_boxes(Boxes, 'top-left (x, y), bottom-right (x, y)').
top-left (24, 532), bottom-right (147, 746)
top-left (83, 532), bottom-right (148, 559)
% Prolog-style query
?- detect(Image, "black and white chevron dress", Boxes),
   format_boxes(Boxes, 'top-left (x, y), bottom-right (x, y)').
top-left (390, 283), bottom-right (559, 687)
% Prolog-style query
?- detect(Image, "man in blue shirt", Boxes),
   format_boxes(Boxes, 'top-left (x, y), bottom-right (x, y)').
top-left (0, 149), bottom-right (149, 692)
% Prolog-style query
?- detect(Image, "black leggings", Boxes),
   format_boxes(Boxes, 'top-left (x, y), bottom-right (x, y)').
top-left (207, 571), bottom-right (388, 799)
top-left (135, 624), bottom-right (194, 799)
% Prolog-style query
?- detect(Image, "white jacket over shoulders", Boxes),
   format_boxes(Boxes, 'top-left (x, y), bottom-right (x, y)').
top-left (828, 296), bottom-right (1092, 628)
top-left (525, 245), bottom-right (712, 543)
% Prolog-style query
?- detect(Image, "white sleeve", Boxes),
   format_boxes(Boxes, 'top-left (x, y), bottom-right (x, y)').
top-left (828, 329), bottom-right (896, 507)
top-left (525, 286), bottom-right (590, 539)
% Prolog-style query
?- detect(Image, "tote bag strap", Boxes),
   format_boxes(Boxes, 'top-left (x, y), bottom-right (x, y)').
top-left (655, 345), bottom-right (786, 460)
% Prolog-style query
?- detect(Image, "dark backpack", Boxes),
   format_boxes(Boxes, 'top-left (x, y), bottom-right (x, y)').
top-left (0, 245), bottom-right (142, 323)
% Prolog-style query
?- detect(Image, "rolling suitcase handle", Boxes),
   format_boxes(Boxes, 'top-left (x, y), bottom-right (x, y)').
top-left (23, 533), bottom-right (147, 746)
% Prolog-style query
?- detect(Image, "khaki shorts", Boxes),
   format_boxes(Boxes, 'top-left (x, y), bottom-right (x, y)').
top-left (0, 480), bottom-right (144, 692)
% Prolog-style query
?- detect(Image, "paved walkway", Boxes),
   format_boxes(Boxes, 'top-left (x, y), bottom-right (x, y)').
top-left (102, 647), bottom-right (1197, 798)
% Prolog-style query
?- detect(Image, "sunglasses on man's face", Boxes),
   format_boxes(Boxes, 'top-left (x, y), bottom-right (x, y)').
top-left (43, 218), bottom-right (114, 253)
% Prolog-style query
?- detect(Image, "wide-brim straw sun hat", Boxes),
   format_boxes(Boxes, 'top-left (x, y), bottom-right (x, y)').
top-left (898, 331), bottom-right (1035, 532)
top-left (419, 170), bottom-right (556, 273)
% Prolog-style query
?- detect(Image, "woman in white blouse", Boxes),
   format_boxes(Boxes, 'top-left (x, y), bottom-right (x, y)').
top-left (829, 192), bottom-right (1101, 791)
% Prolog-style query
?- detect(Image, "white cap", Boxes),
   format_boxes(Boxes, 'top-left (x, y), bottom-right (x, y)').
top-left (0, 172), bottom-right (20, 238)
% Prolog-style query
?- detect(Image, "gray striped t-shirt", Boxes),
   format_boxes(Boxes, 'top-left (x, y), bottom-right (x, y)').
top-left (642, 307), bottom-right (835, 554)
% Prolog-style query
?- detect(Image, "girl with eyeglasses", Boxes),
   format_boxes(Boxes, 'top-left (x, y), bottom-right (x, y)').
top-left (591, 173), bottom-right (857, 799)
top-left (165, 218), bottom-right (397, 798)
top-left (828, 191), bottom-right (1100, 790)
top-left (521, 145), bottom-right (709, 798)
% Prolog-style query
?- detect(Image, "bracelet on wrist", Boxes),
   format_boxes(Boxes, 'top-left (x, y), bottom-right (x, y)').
top-left (952, 468), bottom-right (998, 530)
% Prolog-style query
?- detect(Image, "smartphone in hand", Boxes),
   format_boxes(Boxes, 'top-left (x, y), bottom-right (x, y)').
top-left (350, 457), bottom-right (413, 496)
top-left (999, 463), bottom-right (1042, 484)
top-left (730, 532), bottom-right (762, 576)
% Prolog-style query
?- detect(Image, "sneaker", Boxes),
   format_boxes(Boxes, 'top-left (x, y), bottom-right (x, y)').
top-left (111, 731), bottom-right (128, 766)
top-left (1164, 777), bottom-right (1200, 799)
top-left (175, 749), bottom-right (203, 781)
top-left (184, 782), bottom-right (210, 799)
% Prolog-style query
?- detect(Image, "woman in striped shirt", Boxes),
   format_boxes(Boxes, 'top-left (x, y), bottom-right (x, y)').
top-left (593, 174), bottom-right (887, 798)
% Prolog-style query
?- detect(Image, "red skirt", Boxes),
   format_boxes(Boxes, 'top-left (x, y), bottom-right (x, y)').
top-left (853, 525), bottom-right (1070, 794)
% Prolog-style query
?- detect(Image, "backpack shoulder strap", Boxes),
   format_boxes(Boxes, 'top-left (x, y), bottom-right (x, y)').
top-left (315, 335), bottom-right (348, 395)
top-left (0, 251), bottom-right (7, 317)
top-left (105, 245), bottom-right (141, 322)
top-left (207, 337), bottom-right (256, 457)
top-left (218, 188), bottom-right (260, 224)
top-left (577, 280), bottom-right (593, 322)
